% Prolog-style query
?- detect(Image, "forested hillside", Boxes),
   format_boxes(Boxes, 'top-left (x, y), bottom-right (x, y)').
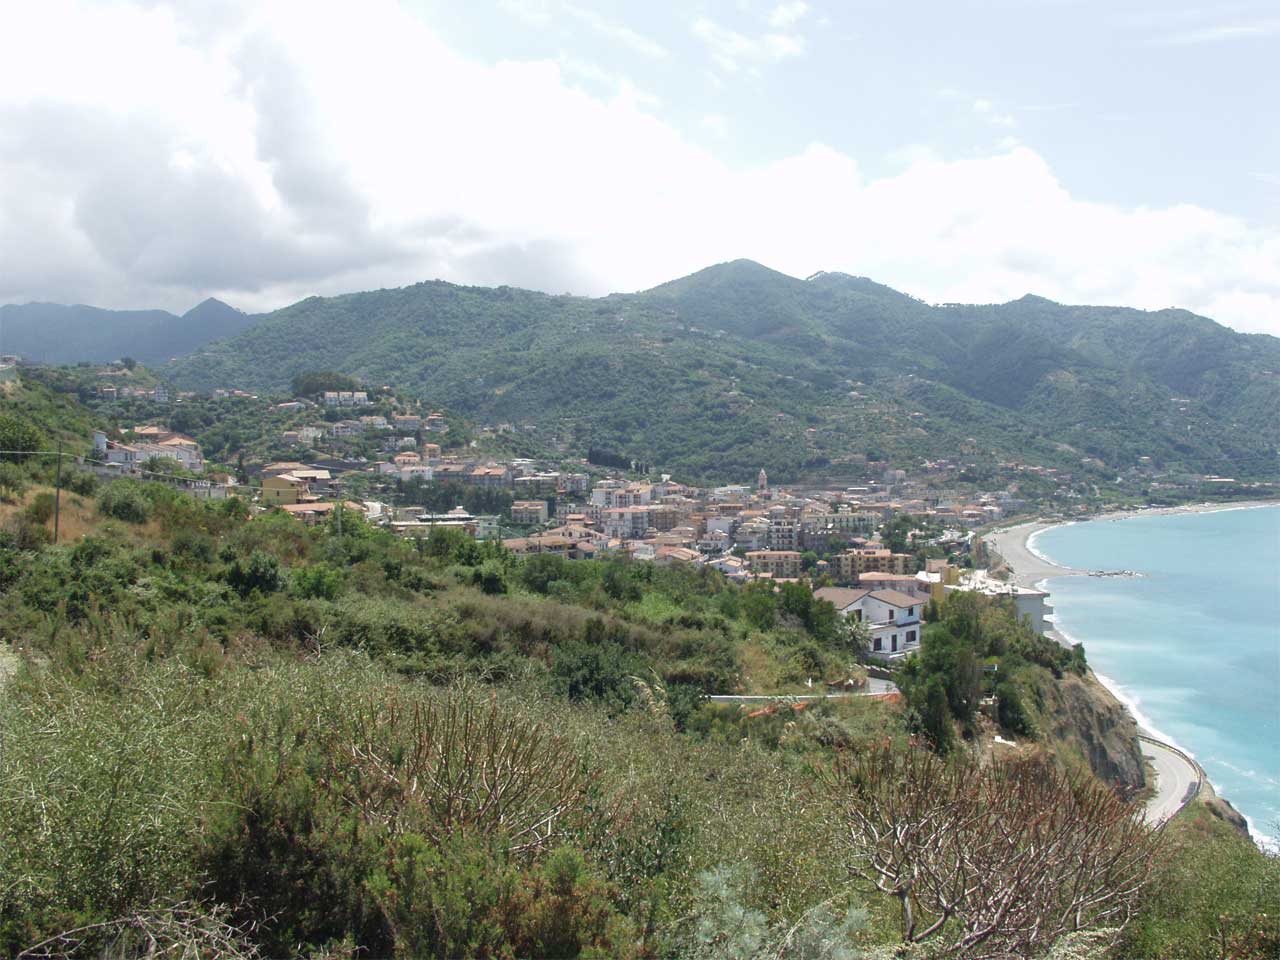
top-left (0, 297), bottom-right (255, 364)
top-left (157, 260), bottom-right (1279, 482)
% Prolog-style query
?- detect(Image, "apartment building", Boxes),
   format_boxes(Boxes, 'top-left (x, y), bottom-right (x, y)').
top-left (746, 550), bottom-right (802, 579)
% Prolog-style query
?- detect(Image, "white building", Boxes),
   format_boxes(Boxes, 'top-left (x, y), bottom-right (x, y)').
top-left (947, 580), bottom-right (1053, 637)
top-left (815, 586), bottom-right (924, 661)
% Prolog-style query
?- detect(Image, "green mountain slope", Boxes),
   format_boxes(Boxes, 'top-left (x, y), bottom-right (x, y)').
top-left (163, 261), bottom-right (1280, 482)
top-left (0, 297), bottom-right (257, 364)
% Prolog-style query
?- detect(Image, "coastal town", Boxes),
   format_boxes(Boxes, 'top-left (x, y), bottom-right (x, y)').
top-left (60, 364), bottom-right (1094, 663)
top-left (3, 8), bottom-right (1276, 955)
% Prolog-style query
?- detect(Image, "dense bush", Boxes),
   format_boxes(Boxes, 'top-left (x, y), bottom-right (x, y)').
top-left (2, 476), bottom-right (1262, 958)
top-left (24, 491), bottom-right (55, 524)
top-left (0, 462), bottom-right (27, 501)
top-left (97, 479), bottom-right (152, 523)
top-left (225, 549), bottom-right (282, 597)
top-left (1119, 805), bottom-right (1280, 958)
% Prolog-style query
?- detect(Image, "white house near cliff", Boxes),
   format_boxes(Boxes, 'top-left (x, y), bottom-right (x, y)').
top-left (815, 586), bottom-right (924, 661)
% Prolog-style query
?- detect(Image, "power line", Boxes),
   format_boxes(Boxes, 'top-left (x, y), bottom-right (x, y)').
top-left (0, 449), bottom-right (258, 490)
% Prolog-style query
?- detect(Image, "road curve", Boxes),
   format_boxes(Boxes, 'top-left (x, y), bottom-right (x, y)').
top-left (1140, 735), bottom-right (1203, 826)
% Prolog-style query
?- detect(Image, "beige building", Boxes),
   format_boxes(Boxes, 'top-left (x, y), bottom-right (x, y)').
top-left (746, 550), bottom-right (802, 579)
top-left (830, 548), bottom-right (913, 582)
top-left (511, 500), bottom-right (550, 525)
top-left (261, 473), bottom-right (310, 505)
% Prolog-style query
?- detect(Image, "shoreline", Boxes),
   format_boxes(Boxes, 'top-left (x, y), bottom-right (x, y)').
top-left (983, 501), bottom-right (1280, 851)
top-left (984, 499), bottom-right (1280, 591)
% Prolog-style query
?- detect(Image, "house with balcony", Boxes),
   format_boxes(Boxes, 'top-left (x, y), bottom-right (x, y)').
top-left (815, 586), bottom-right (923, 661)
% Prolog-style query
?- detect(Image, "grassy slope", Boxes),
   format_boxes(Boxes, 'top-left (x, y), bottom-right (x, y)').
top-left (1, 460), bottom-right (1271, 955)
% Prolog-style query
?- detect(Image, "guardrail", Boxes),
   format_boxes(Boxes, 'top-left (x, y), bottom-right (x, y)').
top-left (1137, 734), bottom-right (1206, 821)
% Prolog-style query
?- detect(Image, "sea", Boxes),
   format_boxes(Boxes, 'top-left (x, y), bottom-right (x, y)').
top-left (1028, 505), bottom-right (1280, 849)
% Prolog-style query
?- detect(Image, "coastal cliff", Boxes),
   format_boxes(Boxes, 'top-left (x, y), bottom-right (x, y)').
top-left (1199, 785), bottom-right (1254, 840)
top-left (1034, 669), bottom-right (1147, 790)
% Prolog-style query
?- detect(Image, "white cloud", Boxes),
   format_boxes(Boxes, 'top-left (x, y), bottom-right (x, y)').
top-left (1155, 18), bottom-right (1280, 45)
top-left (702, 113), bottom-right (729, 138)
top-left (692, 16), bottom-right (805, 74)
top-left (501, 0), bottom-right (667, 58)
top-left (768, 2), bottom-right (810, 29)
top-left (556, 55), bottom-right (661, 109)
top-left (971, 97), bottom-right (1016, 127)
top-left (0, 0), bottom-right (1277, 336)
top-left (562, 2), bottom-right (668, 58)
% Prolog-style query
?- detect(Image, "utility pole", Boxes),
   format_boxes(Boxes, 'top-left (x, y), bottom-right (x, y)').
top-left (53, 441), bottom-right (63, 545)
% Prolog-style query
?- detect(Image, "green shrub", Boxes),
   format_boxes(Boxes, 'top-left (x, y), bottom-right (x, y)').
top-left (64, 469), bottom-right (98, 496)
top-left (471, 558), bottom-right (508, 595)
top-left (98, 480), bottom-right (152, 523)
top-left (293, 562), bottom-right (342, 600)
top-left (0, 651), bottom-right (223, 956)
top-left (0, 462), bottom-right (27, 502)
top-left (1119, 805), bottom-right (1280, 959)
top-left (24, 491), bottom-right (55, 525)
top-left (683, 866), bottom-right (865, 959)
top-left (996, 680), bottom-right (1036, 737)
top-left (171, 527), bottom-right (216, 563)
top-left (0, 413), bottom-right (44, 458)
top-left (225, 550), bottom-right (282, 597)
top-left (4, 515), bottom-right (50, 550)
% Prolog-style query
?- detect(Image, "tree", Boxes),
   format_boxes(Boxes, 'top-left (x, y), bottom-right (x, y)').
top-left (0, 414), bottom-right (44, 461)
top-left (820, 747), bottom-right (1160, 957)
top-left (836, 615), bottom-right (871, 658)
top-left (919, 676), bottom-right (954, 753)
top-left (226, 550), bottom-right (282, 596)
top-left (740, 581), bottom-right (777, 631)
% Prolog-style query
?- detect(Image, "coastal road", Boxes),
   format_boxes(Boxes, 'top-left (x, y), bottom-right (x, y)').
top-left (1140, 735), bottom-right (1204, 826)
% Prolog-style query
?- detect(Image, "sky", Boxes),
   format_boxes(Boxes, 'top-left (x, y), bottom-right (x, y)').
top-left (0, 0), bottom-right (1277, 334)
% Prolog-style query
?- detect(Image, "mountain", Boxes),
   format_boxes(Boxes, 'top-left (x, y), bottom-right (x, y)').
top-left (162, 260), bottom-right (1280, 482)
top-left (0, 297), bottom-right (258, 364)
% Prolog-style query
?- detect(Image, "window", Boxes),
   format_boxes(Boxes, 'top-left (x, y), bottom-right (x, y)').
top-left (874, 637), bottom-right (882, 652)
top-left (907, 630), bottom-right (917, 645)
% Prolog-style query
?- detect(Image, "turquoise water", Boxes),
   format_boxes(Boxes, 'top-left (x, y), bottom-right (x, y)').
top-left (1030, 506), bottom-right (1280, 847)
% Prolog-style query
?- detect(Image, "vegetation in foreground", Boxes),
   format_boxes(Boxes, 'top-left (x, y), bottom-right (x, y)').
top-left (0, 470), bottom-right (1276, 958)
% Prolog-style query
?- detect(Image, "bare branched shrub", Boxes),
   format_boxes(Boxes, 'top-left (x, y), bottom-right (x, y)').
top-left (819, 747), bottom-right (1160, 958)
top-left (17, 901), bottom-right (258, 960)
top-left (325, 683), bottom-right (589, 853)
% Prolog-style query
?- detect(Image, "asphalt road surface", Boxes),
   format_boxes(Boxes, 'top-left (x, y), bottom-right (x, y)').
top-left (1141, 736), bottom-right (1203, 825)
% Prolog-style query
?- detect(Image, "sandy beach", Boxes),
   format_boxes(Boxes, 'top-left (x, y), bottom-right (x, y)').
top-left (984, 520), bottom-right (1084, 589)
top-left (983, 500), bottom-right (1280, 590)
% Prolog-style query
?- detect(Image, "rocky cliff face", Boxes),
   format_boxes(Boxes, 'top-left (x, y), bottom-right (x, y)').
top-left (1035, 670), bottom-right (1147, 790)
top-left (1200, 787), bottom-right (1254, 841)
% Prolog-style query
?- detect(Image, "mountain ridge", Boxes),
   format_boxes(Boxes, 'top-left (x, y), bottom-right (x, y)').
top-left (0, 296), bottom-right (256, 364)
top-left (34, 260), bottom-right (1280, 482)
